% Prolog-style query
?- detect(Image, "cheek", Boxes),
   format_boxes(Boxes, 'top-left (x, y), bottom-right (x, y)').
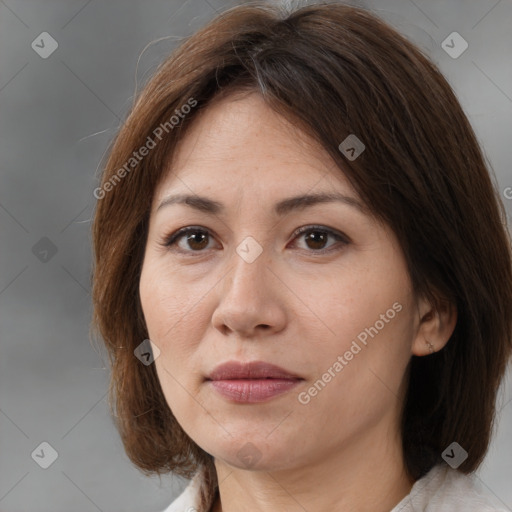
top-left (140, 258), bottom-right (200, 334)
top-left (301, 265), bottom-right (414, 398)
top-left (298, 306), bottom-right (414, 442)
top-left (298, 263), bottom-right (399, 347)
top-left (139, 263), bottom-right (208, 425)
top-left (139, 261), bottom-right (201, 377)
top-left (139, 257), bottom-right (224, 415)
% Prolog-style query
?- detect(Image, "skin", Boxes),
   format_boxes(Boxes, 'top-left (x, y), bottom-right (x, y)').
top-left (139, 91), bottom-right (457, 512)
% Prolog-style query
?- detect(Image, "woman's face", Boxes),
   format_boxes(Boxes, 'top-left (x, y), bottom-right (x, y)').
top-left (139, 91), bottom-right (422, 471)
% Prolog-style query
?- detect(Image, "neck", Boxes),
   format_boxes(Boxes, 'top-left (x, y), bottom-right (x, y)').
top-left (210, 424), bottom-right (414, 512)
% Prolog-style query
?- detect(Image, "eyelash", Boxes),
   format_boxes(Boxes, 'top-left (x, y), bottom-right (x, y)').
top-left (160, 225), bottom-right (349, 256)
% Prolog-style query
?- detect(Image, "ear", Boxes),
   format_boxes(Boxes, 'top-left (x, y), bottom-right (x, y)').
top-left (411, 294), bottom-right (457, 356)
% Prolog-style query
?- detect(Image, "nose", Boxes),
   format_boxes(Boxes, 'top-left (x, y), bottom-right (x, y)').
top-left (211, 242), bottom-right (287, 338)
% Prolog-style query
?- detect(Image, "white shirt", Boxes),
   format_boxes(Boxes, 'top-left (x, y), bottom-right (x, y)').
top-left (160, 463), bottom-right (509, 512)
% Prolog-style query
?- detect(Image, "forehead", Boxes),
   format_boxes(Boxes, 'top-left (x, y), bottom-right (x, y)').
top-left (153, 91), bottom-right (354, 204)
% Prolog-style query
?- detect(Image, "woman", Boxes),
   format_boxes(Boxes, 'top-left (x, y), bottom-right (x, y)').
top-left (91, 2), bottom-right (512, 511)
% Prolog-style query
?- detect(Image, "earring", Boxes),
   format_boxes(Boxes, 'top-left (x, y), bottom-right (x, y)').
top-left (426, 340), bottom-right (435, 354)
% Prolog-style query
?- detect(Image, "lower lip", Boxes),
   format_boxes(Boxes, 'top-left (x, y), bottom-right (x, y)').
top-left (208, 379), bottom-right (302, 403)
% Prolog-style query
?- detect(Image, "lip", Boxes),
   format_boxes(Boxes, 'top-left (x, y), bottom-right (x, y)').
top-left (206, 360), bottom-right (303, 403)
top-left (208, 379), bottom-right (301, 403)
top-left (206, 360), bottom-right (302, 381)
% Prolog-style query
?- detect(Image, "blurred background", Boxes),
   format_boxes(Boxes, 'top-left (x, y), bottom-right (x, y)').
top-left (1, 0), bottom-right (511, 510)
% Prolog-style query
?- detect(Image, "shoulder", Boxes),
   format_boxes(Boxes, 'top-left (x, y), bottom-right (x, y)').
top-left (159, 470), bottom-right (203, 512)
top-left (392, 464), bottom-right (509, 512)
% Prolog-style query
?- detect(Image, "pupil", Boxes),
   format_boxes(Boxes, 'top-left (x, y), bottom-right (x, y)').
top-left (307, 231), bottom-right (326, 249)
top-left (188, 232), bottom-right (207, 250)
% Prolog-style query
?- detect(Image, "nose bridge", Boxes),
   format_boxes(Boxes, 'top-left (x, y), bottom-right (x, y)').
top-left (211, 228), bottom-right (289, 337)
top-left (226, 236), bottom-right (270, 298)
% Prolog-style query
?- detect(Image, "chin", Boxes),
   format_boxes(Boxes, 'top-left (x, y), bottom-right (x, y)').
top-left (210, 437), bottom-right (301, 472)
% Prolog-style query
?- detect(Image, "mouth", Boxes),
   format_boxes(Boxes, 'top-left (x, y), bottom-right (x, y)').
top-left (205, 360), bottom-right (304, 403)
top-left (206, 360), bottom-right (302, 381)
top-left (206, 378), bottom-right (303, 403)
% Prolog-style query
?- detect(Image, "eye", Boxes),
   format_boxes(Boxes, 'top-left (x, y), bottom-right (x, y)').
top-left (290, 225), bottom-right (349, 253)
top-left (161, 226), bottom-right (216, 253)
top-left (160, 224), bottom-right (349, 255)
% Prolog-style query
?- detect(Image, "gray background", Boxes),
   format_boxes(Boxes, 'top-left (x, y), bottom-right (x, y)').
top-left (1, 0), bottom-right (511, 510)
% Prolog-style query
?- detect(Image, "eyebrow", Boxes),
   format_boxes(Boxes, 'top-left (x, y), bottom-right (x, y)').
top-left (156, 191), bottom-right (368, 216)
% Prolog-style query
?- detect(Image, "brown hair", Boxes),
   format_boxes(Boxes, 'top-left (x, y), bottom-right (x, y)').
top-left (91, 1), bottom-right (512, 510)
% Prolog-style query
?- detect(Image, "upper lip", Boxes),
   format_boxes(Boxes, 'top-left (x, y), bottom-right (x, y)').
top-left (206, 360), bottom-right (303, 381)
